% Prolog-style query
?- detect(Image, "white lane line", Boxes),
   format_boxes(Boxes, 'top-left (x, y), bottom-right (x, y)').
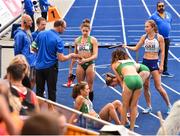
top-left (172, 42), bottom-right (180, 46)
top-left (67, 25), bottom-right (121, 29)
top-left (164, 0), bottom-right (180, 18)
top-left (62, 35), bottom-right (79, 37)
top-left (170, 36), bottom-right (180, 38)
top-left (58, 63), bottom-right (110, 71)
top-left (67, 24), bottom-right (144, 29)
top-left (128, 35), bottom-right (141, 38)
top-left (172, 39), bottom-right (180, 41)
top-left (95, 35), bottom-right (121, 38)
top-left (118, 0), bottom-right (133, 60)
top-left (66, 23), bottom-right (179, 29)
top-left (95, 71), bottom-right (160, 120)
top-left (63, 37), bottom-right (115, 41)
top-left (168, 50), bottom-right (180, 62)
top-left (66, 30), bottom-right (81, 32)
top-left (62, 0), bottom-right (75, 19)
top-left (90, 0), bottom-right (99, 28)
top-left (61, 38), bottom-right (76, 40)
top-left (93, 24), bottom-right (144, 27)
top-left (93, 38), bottom-right (116, 41)
top-left (128, 30), bottom-right (145, 32)
top-left (169, 46), bottom-right (180, 48)
top-left (172, 23), bottom-right (180, 25)
top-left (141, 0), bottom-right (151, 16)
top-left (118, 0), bottom-right (127, 44)
top-left (72, 5), bottom-right (153, 8)
top-left (93, 30), bottom-right (121, 32)
top-left (166, 57), bottom-right (180, 61)
top-left (92, 25), bottom-right (121, 28)
top-left (62, 35), bottom-right (121, 38)
top-left (59, 67), bottom-right (76, 71)
top-left (72, 5), bottom-right (118, 8)
top-left (171, 30), bottom-right (180, 32)
top-left (162, 82), bottom-right (180, 95)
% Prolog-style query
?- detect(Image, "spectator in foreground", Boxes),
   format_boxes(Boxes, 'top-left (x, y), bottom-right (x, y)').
top-left (157, 100), bottom-right (180, 135)
top-left (6, 63), bottom-right (39, 115)
top-left (21, 112), bottom-right (67, 135)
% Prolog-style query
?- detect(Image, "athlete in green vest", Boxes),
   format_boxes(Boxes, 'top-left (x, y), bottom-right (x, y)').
top-left (69, 19), bottom-right (98, 102)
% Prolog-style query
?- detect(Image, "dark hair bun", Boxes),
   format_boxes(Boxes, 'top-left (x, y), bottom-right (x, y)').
top-left (83, 19), bottom-right (90, 24)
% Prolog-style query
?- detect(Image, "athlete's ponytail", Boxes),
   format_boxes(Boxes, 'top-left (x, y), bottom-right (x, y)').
top-left (72, 81), bottom-right (88, 99)
top-left (72, 84), bottom-right (80, 99)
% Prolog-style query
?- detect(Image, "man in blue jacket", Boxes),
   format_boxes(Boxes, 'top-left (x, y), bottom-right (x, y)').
top-left (14, 14), bottom-right (37, 88)
top-left (24, 0), bottom-right (35, 32)
top-left (39, 0), bottom-right (51, 20)
top-left (149, 1), bottom-right (173, 77)
top-left (31, 19), bottom-right (80, 102)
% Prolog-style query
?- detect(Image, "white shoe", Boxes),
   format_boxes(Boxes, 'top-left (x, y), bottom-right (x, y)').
top-left (142, 107), bottom-right (152, 114)
top-left (127, 112), bottom-right (139, 118)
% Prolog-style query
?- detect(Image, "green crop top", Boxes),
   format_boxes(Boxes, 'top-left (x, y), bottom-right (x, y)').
top-left (116, 60), bottom-right (135, 76)
top-left (77, 36), bottom-right (93, 53)
top-left (80, 97), bottom-right (93, 113)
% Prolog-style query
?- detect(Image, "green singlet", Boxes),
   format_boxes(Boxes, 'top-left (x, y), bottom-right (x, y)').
top-left (77, 36), bottom-right (94, 71)
top-left (80, 97), bottom-right (93, 113)
top-left (116, 60), bottom-right (143, 91)
top-left (138, 64), bottom-right (150, 72)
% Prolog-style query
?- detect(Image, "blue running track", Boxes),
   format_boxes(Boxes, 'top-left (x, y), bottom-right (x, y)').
top-left (53, 0), bottom-right (180, 135)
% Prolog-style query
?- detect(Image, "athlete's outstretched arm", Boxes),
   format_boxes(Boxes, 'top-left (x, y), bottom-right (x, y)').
top-left (123, 34), bottom-right (146, 51)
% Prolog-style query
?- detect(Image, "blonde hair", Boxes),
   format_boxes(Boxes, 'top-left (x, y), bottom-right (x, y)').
top-left (146, 20), bottom-right (158, 33)
top-left (8, 90), bottom-right (22, 114)
top-left (0, 79), bottom-right (22, 114)
top-left (9, 55), bottom-right (30, 76)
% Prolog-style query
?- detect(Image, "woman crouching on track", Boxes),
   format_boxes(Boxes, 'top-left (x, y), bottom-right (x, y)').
top-left (105, 49), bottom-right (150, 131)
top-left (69, 81), bottom-right (127, 125)
top-left (69, 19), bottom-right (98, 102)
top-left (123, 20), bottom-right (171, 114)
